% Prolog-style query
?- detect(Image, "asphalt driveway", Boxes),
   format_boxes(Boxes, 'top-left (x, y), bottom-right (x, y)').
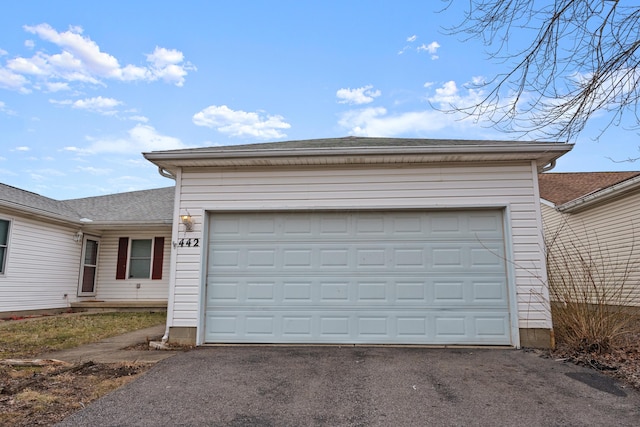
top-left (58, 346), bottom-right (640, 426)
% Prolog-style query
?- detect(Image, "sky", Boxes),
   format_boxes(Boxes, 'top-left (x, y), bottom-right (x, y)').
top-left (1, 1), bottom-right (639, 200)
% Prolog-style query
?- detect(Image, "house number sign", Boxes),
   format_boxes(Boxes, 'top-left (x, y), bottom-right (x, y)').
top-left (177, 238), bottom-right (200, 247)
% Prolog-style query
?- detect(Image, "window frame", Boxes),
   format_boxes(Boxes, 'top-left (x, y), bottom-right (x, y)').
top-left (116, 236), bottom-right (165, 280)
top-left (128, 238), bottom-right (153, 279)
top-left (0, 217), bottom-right (11, 276)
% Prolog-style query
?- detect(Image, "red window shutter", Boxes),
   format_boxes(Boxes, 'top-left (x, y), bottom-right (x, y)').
top-left (151, 237), bottom-right (164, 280)
top-left (116, 237), bottom-right (129, 280)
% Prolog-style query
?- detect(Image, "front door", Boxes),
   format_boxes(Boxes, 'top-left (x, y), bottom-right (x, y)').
top-left (78, 237), bottom-right (100, 296)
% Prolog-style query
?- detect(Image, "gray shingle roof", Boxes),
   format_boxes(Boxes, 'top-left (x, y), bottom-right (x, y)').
top-left (63, 187), bottom-right (174, 222)
top-left (0, 183), bottom-right (82, 219)
top-left (0, 183), bottom-right (174, 224)
top-left (149, 136), bottom-right (565, 154)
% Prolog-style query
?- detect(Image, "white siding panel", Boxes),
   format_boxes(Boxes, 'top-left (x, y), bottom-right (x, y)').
top-left (541, 193), bottom-right (640, 306)
top-left (0, 212), bottom-right (81, 313)
top-left (169, 162), bottom-right (550, 334)
top-left (93, 228), bottom-right (170, 301)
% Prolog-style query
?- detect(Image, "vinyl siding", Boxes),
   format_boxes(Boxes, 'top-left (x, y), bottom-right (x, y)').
top-left (93, 227), bottom-right (171, 301)
top-left (541, 192), bottom-right (640, 306)
top-left (168, 162), bottom-right (551, 331)
top-left (0, 211), bottom-right (81, 313)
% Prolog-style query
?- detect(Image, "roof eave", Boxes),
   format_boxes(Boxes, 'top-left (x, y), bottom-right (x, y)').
top-left (82, 220), bottom-right (173, 231)
top-left (144, 143), bottom-right (572, 172)
top-left (0, 200), bottom-right (82, 226)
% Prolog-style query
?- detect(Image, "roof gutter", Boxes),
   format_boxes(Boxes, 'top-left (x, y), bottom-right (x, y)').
top-left (0, 200), bottom-right (83, 226)
top-left (558, 174), bottom-right (640, 213)
top-left (144, 143), bottom-right (571, 161)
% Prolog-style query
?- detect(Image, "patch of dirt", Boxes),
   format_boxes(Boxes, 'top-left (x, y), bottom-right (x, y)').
top-left (547, 318), bottom-right (640, 391)
top-left (0, 361), bottom-right (151, 426)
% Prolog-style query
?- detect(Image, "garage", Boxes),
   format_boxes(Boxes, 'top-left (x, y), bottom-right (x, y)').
top-left (144, 136), bottom-right (573, 348)
top-left (204, 209), bottom-right (511, 345)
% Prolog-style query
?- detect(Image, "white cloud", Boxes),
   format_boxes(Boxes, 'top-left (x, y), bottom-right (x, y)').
top-left (145, 47), bottom-right (195, 86)
top-left (51, 96), bottom-right (123, 114)
top-left (77, 166), bottom-right (111, 175)
top-left (0, 67), bottom-right (30, 92)
top-left (0, 100), bottom-right (15, 115)
top-left (0, 49), bottom-right (7, 56)
top-left (24, 39), bottom-right (35, 49)
top-left (428, 80), bottom-right (484, 107)
top-left (82, 124), bottom-right (186, 154)
top-left (338, 107), bottom-right (450, 136)
top-left (337, 79), bottom-right (492, 137)
top-left (193, 105), bottom-right (291, 139)
top-left (45, 82), bottom-right (70, 92)
top-left (418, 41), bottom-right (440, 60)
top-left (2, 23), bottom-right (195, 92)
top-left (14, 146), bottom-right (30, 151)
top-left (407, 35), bottom-right (417, 42)
top-left (76, 96), bottom-right (121, 111)
top-left (129, 115), bottom-right (149, 123)
top-left (336, 85), bottom-right (381, 105)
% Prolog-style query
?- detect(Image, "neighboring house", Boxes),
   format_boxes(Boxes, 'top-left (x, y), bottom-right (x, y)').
top-left (0, 184), bottom-right (174, 314)
top-left (144, 136), bottom-right (572, 348)
top-left (538, 171), bottom-right (640, 306)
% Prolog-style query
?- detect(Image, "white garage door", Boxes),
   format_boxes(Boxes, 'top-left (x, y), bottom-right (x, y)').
top-left (204, 210), bottom-right (511, 345)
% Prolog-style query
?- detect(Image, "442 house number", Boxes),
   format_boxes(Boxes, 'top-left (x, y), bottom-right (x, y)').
top-left (178, 238), bottom-right (200, 247)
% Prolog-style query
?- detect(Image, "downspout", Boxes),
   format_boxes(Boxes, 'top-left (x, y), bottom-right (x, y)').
top-left (158, 167), bottom-right (176, 180)
top-left (156, 166), bottom-right (176, 343)
top-left (540, 159), bottom-right (556, 173)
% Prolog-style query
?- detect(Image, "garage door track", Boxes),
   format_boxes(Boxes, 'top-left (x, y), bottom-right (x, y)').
top-left (57, 346), bottom-right (640, 426)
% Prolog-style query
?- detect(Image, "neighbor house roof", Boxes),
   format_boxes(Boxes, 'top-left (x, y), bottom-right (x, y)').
top-left (64, 187), bottom-right (175, 225)
top-left (0, 183), bottom-right (82, 222)
top-left (539, 172), bottom-right (640, 212)
top-left (144, 136), bottom-right (572, 172)
top-left (0, 183), bottom-right (174, 227)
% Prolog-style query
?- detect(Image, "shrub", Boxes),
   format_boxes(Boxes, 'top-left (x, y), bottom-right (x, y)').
top-left (546, 223), bottom-right (639, 353)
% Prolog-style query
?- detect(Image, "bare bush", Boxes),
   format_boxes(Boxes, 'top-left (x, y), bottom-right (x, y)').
top-left (546, 223), bottom-right (640, 353)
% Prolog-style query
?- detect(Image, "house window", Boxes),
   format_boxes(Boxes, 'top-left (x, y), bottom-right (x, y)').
top-left (0, 219), bottom-right (9, 274)
top-left (116, 236), bottom-right (165, 280)
top-left (129, 239), bottom-right (152, 278)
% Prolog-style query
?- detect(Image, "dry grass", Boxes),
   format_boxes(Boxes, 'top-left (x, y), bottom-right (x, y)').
top-left (0, 311), bottom-right (166, 359)
top-left (546, 224), bottom-right (640, 353)
top-left (0, 362), bottom-right (149, 426)
top-left (0, 312), bottom-right (166, 426)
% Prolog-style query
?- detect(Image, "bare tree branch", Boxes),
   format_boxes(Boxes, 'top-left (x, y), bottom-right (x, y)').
top-left (442, 0), bottom-right (640, 142)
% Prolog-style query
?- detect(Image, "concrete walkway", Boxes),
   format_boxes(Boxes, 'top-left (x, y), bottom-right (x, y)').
top-left (39, 324), bottom-right (177, 364)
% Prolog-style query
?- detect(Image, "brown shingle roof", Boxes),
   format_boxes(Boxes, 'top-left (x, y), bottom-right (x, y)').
top-left (538, 172), bottom-right (640, 205)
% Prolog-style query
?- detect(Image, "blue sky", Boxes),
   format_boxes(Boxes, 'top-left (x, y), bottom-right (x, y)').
top-left (1, 1), bottom-right (638, 200)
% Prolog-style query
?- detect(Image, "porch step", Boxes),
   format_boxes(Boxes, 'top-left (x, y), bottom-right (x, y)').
top-left (71, 300), bottom-right (167, 313)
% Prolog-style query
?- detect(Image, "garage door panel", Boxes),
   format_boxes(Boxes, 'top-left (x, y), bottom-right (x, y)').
top-left (204, 309), bottom-right (511, 344)
top-left (205, 211), bottom-right (511, 345)
top-left (207, 276), bottom-right (507, 307)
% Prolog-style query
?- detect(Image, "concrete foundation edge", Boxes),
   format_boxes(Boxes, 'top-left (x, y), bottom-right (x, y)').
top-left (519, 328), bottom-right (554, 349)
top-left (168, 327), bottom-right (555, 349)
top-left (169, 326), bottom-right (198, 345)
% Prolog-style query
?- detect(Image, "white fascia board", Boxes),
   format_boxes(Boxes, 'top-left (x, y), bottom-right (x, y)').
top-left (540, 198), bottom-right (556, 208)
top-left (144, 143), bottom-right (572, 172)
